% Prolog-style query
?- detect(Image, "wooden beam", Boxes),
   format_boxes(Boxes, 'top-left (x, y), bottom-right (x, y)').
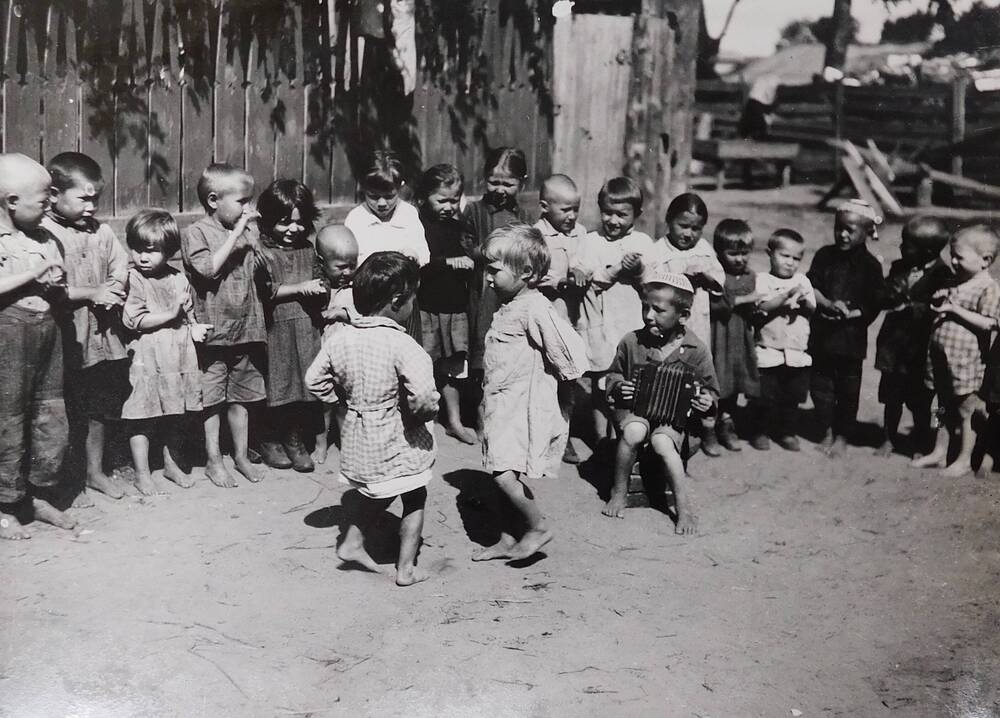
top-left (921, 163), bottom-right (1000, 202)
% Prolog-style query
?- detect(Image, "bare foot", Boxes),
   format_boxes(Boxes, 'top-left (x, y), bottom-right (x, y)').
top-left (941, 461), bottom-right (972, 478)
top-left (32, 498), bottom-right (77, 531)
top-left (163, 464), bottom-right (195, 489)
top-left (602, 492), bottom-right (627, 519)
top-left (817, 430), bottom-right (834, 454)
top-left (507, 528), bottom-right (553, 560)
top-left (336, 540), bottom-right (383, 573)
top-left (395, 566), bottom-right (430, 586)
top-left (674, 510), bottom-right (698, 536)
top-left (72, 490), bottom-right (95, 509)
top-left (976, 454), bottom-right (994, 479)
top-left (205, 461), bottom-right (237, 488)
top-left (827, 437), bottom-right (847, 459)
top-left (233, 457), bottom-right (263, 483)
top-left (874, 440), bottom-right (894, 458)
top-left (445, 425), bottom-right (478, 445)
top-left (134, 470), bottom-right (164, 496)
top-left (472, 534), bottom-right (517, 562)
top-left (911, 450), bottom-right (946, 469)
top-left (0, 512), bottom-right (30, 540)
top-left (87, 471), bottom-right (124, 499)
top-left (311, 445), bottom-right (329, 466)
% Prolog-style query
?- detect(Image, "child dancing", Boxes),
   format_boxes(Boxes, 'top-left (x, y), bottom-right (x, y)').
top-left (305, 252), bottom-right (438, 586)
top-left (604, 270), bottom-right (718, 534)
top-left (914, 225), bottom-right (1000, 477)
top-left (256, 179), bottom-right (327, 473)
top-left (874, 216), bottom-right (951, 457)
top-left (474, 224), bottom-right (587, 561)
top-left (707, 219), bottom-right (760, 452)
top-left (121, 210), bottom-right (207, 494)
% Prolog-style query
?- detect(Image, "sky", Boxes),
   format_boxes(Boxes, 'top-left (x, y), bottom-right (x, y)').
top-left (703, 0), bottom-right (1000, 57)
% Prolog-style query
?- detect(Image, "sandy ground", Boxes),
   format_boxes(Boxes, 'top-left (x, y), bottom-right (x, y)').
top-left (3, 187), bottom-right (1000, 718)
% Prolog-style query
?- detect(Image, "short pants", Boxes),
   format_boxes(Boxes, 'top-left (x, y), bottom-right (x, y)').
top-left (67, 359), bottom-right (131, 420)
top-left (420, 311), bottom-right (469, 362)
top-left (614, 409), bottom-right (684, 452)
top-left (198, 344), bottom-right (266, 408)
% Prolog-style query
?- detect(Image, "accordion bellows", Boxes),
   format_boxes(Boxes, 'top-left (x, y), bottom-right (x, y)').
top-left (629, 363), bottom-right (698, 430)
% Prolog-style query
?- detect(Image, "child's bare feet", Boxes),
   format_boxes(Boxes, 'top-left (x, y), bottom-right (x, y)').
top-left (827, 436), bottom-right (847, 458)
top-left (602, 491), bottom-right (627, 519)
top-left (163, 464), bottom-right (195, 488)
top-left (508, 528), bottom-right (553, 560)
top-left (472, 533), bottom-right (517, 561)
top-left (134, 470), bottom-right (164, 496)
top-left (874, 440), bottom-right (894, 457)
top-left (445, 424), bottom-right (478, 445)
top-left (87, 471), bottom-right (124, 499)
top-left (32, 498), bottom-right (77, 531)
top-left (234, 456), bottom-right (263, 483)
top-left (71, 490), bottom-right (95, 509)
top-left (0, 512), bottom-right (30, 540)
top-left (311, 445), bottom-right (328, 466)
top-left (205, 460), bottom-right (237, 488)
top-left (911, 449), bottom-right (946, 469)
top-left (976, 454), bottom-right (994, 479)
top-left (817, 430), bottom-right (834, 454)
top-left (336, 540), bottom-right (383, 573)
top-left (674, 510), bottom-right (698, 536)
top-left (395, 566), bottom-right (430, 586)
top-left (941, 460), bottom-right (972, 478)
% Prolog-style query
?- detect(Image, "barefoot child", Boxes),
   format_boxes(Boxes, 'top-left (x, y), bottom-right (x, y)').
top-left (311, 225), bottom-right (359, 466)
top-left (0, 153), bottom-right (76, 539)
top-left (474, 224), bottom-right (587, 561)
top-left (42, 152), bottom-right (129, 502)
top-left (573, 177), bottom-right (654, 453)
top-left (255, 180), bottom-right (327, 473)
top-left (416, 164), bottom-right (477, 445)
top-left (305, 252), bottom-right (438, 585)
top-left (808, 199), bottom-right (885, 458)
top-left (751, 229), bottom-right (816, 451)
top-left (604, 271), bottom-right (717, 534)
top-left (708, 219), bottom-right (760, 452)
top-left (914, 225), bottom-right (1000, 477)
top-left (874, 216), bottom-right (951, 457)
top-left (181, 163), bottom-right (266, 487)
top-left (121, 210), bottom-right (206, 494)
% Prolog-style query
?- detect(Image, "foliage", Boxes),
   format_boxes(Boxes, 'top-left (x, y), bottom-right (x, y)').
top-left (778, 15), bottom-right (858, 48)
top-left (880, 10), bottom-right (936, 44)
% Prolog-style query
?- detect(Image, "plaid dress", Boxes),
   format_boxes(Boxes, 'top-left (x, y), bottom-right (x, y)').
top-left (305, 316), bottom-right (438, 489)
top-left (927, 271), bottom-right (1000, 397)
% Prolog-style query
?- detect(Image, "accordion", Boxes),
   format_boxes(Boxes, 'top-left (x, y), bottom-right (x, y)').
top-left (628, 363), bottom-right (699, 430)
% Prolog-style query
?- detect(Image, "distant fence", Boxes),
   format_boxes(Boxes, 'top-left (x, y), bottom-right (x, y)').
top-left (0, 0), bottom-right (553, 216)
top-left (695, 78), bottom-right (1000, 186)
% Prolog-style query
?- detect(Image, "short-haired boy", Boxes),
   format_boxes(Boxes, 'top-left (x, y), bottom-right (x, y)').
top-left (913, 225), bottom-right (1000, 477)
top-left (874, 216), bottom-right (951, 457)
top-left (751, 229), bottom-right (816, 451)
top-left (0, 153), bottom-right (76, 539)
top-left (808, 199), bottom-right (885, 458)
top-left (182, 163), bottom-right (266, 487)
top-left (42, 152), bottom-right (129, 503)
top-left (604, 270), bottom-right (718, 535)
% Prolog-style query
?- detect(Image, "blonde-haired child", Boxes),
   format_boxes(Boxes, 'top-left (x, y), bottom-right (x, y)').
top-left (474, 224), bottom-right (587, 562)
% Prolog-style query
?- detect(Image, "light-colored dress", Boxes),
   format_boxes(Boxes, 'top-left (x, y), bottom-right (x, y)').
top-left (121, 267), bottom-right (203, 420)
top-left (305, 315), bottom-right (438, 498)
top-left (482, 290), bottom-right (587, 478)
top-left (572, 229), bottom-right (655, 372)
top-left (344, 201), bottom-right (430, 267)
top-left (642, 238), bottom-right (724, 349)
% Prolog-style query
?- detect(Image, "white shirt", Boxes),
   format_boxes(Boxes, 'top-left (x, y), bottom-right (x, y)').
top-left (754, 272), bottom-right (816, 369)
top-left (344, 200), bottom-right (430, 267)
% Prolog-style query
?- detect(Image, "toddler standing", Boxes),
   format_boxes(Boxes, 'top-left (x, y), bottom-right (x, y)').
top-left (914, 225), bottom-right (1000, 477)
top-left (182, 163), bottom-right (266, 487)
top-left (43, 152), bottom-right (129, 502)
top-left (121, 210), bottom-right (206, 494)
top-left (305, 252), bottom-right (438, 586)
top-left (256, 180), bottom-right (327, 473)
top-left (474, 224), bottom-right (587, 562)
top-left (707, 219), bottom-right (760, 452)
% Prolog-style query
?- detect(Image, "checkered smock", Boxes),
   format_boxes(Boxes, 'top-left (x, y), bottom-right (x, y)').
top-left (305, 316), bottom-right (438, 486)
top-left (927, 272), bottom-right (1000, 397)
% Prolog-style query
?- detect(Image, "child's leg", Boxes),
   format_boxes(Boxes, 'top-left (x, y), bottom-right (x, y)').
top-left (975, 411), bottom-right (998, 478)
top-left (83, 418), bottom-right (124, 499)
top-left (258, 405), bottom-right (292, 470)
top-left (650, 432), bottom-right (698, 535)
top-left (203, 405), bottom-right (237, 488)
top-left (162, 416), bottom-right (194, 488)
top-left (591, 375), bottom-right (609, 447)
top-left (942, 395), bottom-right (979, 477)
top-left (442, 379), bottom-right (476, 444)
top-left (912, 403), bottom-right (952, 468)
top-left (229, 402), bottom-right (263, 482)
top-left (560, 381), bottom-right (581, 463)
top-left (906, 383), bottom-right (936, 456)
top-left (877, 400), bottom-right (903, 456)
top-left (472, 470), bottom-right (552, 561)
top-left (396, 486), bottom-right (429, 586)
top-left (828, 360), bottom-right (863, 458)
top-left (716, 396), bottom-right (741, 451)
top-left (337, 490), bottom-right (392, 573)
top-left (280, 403), bottom-right (315, 473)
top-left (312, 406), bottom-right (333, 465)
top-left (603, 421), bottom-right (648, 518)
top-left (810, 357), bottom-right (837, 451)
top-left (128, 421), bottom-right (163, 496)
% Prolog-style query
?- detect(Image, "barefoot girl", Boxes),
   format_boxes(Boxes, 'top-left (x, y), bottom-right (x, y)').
top-left (305, 252), bottom-right (438, 586)
top-left (121, 210), bottom-right (206, 494)
top-left (256, 180), bottom-right (327, 473)
top-left (474, 224), bottom-right (587, 561)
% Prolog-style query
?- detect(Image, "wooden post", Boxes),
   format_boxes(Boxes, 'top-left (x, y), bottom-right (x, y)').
top-left (624, 0), bottom-right (657, 235)
top-left (833, 82), bottom-right (844, 183)
top-left (951, 75), bottom-right (967, 177)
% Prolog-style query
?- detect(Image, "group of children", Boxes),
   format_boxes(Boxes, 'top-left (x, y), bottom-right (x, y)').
top-left (1, 141), bottom-right (998, 588)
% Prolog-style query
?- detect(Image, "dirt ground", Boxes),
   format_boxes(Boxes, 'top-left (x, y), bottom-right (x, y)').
top-left (3, 186), bottom-right (1000, 718)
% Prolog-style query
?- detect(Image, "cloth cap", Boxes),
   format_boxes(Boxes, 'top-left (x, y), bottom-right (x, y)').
top-left (837, 198), bottom-right (883, 226)
top-left (643, 267), bottom-right (693, 294)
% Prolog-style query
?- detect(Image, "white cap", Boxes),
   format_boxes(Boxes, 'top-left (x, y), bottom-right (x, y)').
top-left (643, 267), bottom-right (694, 294)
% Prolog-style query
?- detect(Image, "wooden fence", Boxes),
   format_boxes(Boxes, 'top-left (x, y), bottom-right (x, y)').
top-left (0, 0), bottom-right (553, 216)
top-left (695, 78), bottom-right (1000, 186)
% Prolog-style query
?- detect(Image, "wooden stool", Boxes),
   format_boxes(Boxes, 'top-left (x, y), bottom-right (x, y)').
top-left (625, 434), bottom-right (701, 508)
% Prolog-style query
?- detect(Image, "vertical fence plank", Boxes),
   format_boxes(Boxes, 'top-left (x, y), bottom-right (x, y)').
top-left (148, 0), bottom-right (181, 210)
top-left (115, 0), bottom-right (150, 214)
top-left (302, 0), bottom-right (333, 203)
top-left (245, 21), bottom-right (275, 186)
top-left (5, 1), bottom-right (48, 160)
top-left (42, 3), bottom-right (81, 159)
top-left (951, 76), bottom-right (967, 177)
top-left (215, 4), bottom-right (247, 167)
top-left (274, 2), bottom-right (305, 183)
top-left (79, 1), bottom-right (121, 212)
top-left (0, 0), bottom-right (9, 152)
top-left (177, 1), bottom-right (217, 212)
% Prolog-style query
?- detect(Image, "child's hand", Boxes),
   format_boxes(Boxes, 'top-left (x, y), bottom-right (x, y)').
top-left (91, 285), bottom-right (125, 308)
top-left (33, 259), bottom-right (64, 287)
top-left (446, 256), bottom-right (474, 271)
top-left (568, 266), bottom-right (592, 287)
top-left (692, 270), bottom-right (722, 292)
top-left (930, 299), bottom-right (955, 315)
top-left (189, 323), bottom-right (212, 343)
top-left (613, 380), bottom-right (636, 406)
top-left (620, 252), bottom-right (642, 275)
top-left (297, 279), bottom-right (327, 297)
top-left (322, 306), bottom-right (351, 324)
top-left (691, 387), bottom-right (713, 413)
top-left (233, 205), bottom-right (260, 236)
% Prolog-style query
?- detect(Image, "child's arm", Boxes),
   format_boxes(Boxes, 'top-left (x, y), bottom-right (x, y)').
top-left (273, 279), bottom-right (327, 301)
top-left (122, 274), bottom-right (185, 333)
top-left (527, 306), bottom-right (588, 382)
top-left (605, 342), bottom-right (633, 409)
top-left (0, 257), bottom-right (63, 298)
top-left (184, 209), bottom-right (259, 280)
top-left (690, 348), bottom-right (721, 414)
top-left (396, 344), bottom-right (440, 422)
top-left (304, 343), bottom-right (341, 404)
top-left (932, 285), bottom-right (1000, 335)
